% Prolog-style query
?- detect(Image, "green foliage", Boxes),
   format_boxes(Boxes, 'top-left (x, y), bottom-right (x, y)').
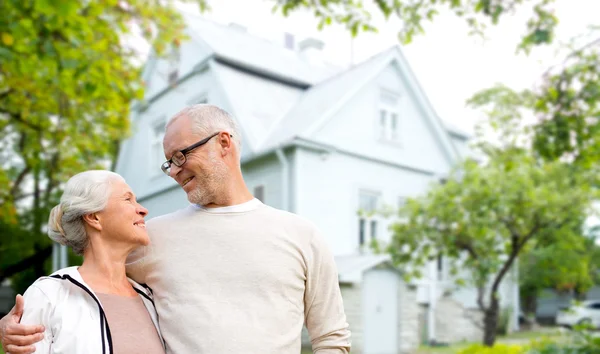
top-left (382, 137), bottom-right (596, 345)
top-left (520, 235), bottom-right (595, 304)
top-left (459, 343), bottom-right (526, 354)
top-left (386, 148), bottom-right (595, 290)
top-left (271, 0), bottom-right (558, 52)
top-left (0, 0), bottom-right (206, 285)
top-left (497, 307), bottom-right (513, 336)
top-left (468, 32), bottom-right (600, 169)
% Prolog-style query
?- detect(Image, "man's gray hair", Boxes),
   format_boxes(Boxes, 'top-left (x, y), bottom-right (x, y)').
top-left (48, 170), bottom-right (123, 255)
top-left (167, 104), bottom-right (242, 150)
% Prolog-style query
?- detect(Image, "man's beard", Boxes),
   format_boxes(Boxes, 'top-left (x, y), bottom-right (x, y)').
top-left (187, 153), bottom-right (228, 206)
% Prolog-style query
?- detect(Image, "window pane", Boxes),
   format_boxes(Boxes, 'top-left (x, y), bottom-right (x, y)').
top-left (359, 192), bottom-right (379, 212)
top-left (359, 218), bottom-right (365, 245)
top-left (370, 220), bottom-right (377, 240)
top-left (380, 110), bottom-right (387, 127)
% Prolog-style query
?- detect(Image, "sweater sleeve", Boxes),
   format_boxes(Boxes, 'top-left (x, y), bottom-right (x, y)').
top-left (20, 284), bottom-right (54, 354)
top-left (304, 228), bottom-right (351, 353)
top-left (125, 245), bottom-right (150, 284)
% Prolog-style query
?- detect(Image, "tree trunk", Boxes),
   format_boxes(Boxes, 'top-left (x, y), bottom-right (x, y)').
top-left (483, 295), bottom-right (500, 346)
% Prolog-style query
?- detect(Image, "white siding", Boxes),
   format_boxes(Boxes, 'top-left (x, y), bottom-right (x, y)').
top-left (142, 28), bottom-right (213, 100)
top-left (294, 147), bottom-right (438, 255)
top-left (313, 63), bottom-right (454, 176)
top-left (242, 154), bottom-right (283, 210)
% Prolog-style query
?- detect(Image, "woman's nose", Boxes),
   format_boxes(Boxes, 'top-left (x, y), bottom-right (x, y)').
top-left (137, 204), bottom-right (149, 216)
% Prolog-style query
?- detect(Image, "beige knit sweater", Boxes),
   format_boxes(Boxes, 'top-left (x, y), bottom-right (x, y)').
top-left (126, 200), bottom-right (351, 354)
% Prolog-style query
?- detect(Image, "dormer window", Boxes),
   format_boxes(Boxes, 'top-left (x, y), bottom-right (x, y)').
top-left (378, 90), bottom-right (401, 143)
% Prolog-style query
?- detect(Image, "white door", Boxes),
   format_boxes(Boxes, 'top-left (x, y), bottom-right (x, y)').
top-left (363, 269), bottom-right (399, 354)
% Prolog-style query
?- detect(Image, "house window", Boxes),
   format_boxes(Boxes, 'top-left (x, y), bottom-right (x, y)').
top-left (254, 185), bottom-right (265, 203)
top-left (358, 190), bottom-right (380, 247)
top-left (167, 44), bottom-right (180, 85)
top-left (151, 120), bottom-right (166, 175)
top-left (359, 219), bottom-right (366, 246)
top-left (378, 90), bottom-right (401, 143)
top-left (437, 254), bottom-right (444, 281)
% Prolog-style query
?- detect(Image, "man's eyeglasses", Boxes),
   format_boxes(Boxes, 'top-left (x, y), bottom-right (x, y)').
top-left (161, 132), bottom-right (227, 175)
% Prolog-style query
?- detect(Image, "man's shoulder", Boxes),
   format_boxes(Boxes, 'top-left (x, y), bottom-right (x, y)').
top-left (258, 205), bottom-right (319, 233)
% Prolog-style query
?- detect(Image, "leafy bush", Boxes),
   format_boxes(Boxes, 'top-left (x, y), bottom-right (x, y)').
top-left (459, 329), bottom-right (600, 354)
top-left (459, 343), bottom-right (525, 354)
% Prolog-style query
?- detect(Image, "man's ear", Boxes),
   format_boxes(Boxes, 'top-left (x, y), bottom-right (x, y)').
top-left (218, 132), bottom-right (233, 157)
top-left (82, 213), bottom-right (102, 232)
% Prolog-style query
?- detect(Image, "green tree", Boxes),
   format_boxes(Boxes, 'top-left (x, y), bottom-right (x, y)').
top-left (383, 146), bottom-right (596, 346)
top-left (469, 33), bottom-right (600, 168)
top-left (519, 233), bottom-right (594, 322)
top-left (0, 0), bottom-right (205, 292)
top-left (272, 0), bottom-right (559, 52)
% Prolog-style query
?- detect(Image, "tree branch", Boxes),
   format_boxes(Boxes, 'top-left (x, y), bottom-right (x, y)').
top-left (0, 88), bottom-right (12, 101)
top-left (0, 246), bottom-right (53, 284)
top-left (456, 238), bottom-right (479, 260)
top-left (9, 165), bottom-right (31, 199)
top-left (0, 109), bottom-right (42, 131)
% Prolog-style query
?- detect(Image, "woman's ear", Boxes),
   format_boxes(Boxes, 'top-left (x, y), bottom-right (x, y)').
top-left (82, 213), bottom-right (102, 232)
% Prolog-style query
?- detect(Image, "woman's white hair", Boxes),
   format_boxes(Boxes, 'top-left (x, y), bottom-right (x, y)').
top-left (166, 104), bottom-right (242, 151)
top-left (47, 170), bottom-right (124, 255)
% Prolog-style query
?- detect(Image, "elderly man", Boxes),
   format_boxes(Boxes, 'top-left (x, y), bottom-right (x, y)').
top-left (0, 104), bottom-right (351, 354)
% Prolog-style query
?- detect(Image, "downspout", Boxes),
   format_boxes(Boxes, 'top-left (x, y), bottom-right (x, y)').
top-left (276, 148), bottom-right (289, 211)
top-left (428, 261), bottom-right (437, 344)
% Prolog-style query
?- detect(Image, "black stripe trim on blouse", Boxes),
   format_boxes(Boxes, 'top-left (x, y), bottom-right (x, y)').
top-left (50, 274), bottom-right (114, 354)
top-left (133, 287), bottom-right (155, 307)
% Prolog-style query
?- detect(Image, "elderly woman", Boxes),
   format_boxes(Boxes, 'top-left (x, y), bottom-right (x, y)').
top-left (18, 170), bottom-right (165, 354)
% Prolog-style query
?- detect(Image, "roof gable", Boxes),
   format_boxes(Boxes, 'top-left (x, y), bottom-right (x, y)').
top-left (259, 46), bottom-right (460, 164)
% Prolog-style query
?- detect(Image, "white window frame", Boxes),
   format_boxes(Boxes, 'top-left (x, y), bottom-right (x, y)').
top-left (358, 190), bottom-right (381, 248)
top-left (378, 89), bottom-right (402, 145)
top-left (149, 117), bottom-right (167, 177)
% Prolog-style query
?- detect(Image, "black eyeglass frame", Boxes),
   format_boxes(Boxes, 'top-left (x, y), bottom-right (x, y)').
top-left (160, 132), bottom-right (228, 175)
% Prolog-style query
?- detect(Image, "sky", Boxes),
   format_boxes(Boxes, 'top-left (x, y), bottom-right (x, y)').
top-left (177, 0), bottom-right (600, 135)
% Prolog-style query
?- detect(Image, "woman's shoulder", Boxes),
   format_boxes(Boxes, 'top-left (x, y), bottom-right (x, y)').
top-left (23, 266), bottom-right (82, 301)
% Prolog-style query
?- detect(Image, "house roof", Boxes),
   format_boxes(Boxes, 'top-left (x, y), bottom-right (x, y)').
top-left (145, 15), bottom-right (467, 160)
top-left (258, 46), bottom-right (461, 163)
top-left (259, 48), bottom-right (394, 152)
top-left (183, 14), bottom-right (340, 86)
top-left (335, 254), bottom-right (396, 283)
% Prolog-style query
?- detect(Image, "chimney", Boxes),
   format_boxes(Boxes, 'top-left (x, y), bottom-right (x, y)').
top-left (298, 37), bottom-right (325, 64)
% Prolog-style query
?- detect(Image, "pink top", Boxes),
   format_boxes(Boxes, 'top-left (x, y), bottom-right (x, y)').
top-left (97, 293), bottom-right (165, 354)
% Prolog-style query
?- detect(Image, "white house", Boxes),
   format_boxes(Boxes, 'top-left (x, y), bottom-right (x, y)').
top-left (115, 14), bottom-right (519, 353)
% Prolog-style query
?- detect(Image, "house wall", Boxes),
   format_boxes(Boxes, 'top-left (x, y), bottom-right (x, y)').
top-left (294, 147), bottom-right (438, 255)
top-left (142, 28), bottom-right (213, 100)
top-left (241, 153), bottom-right (284, 210)
top-left (435, 296), bottom-right (483, 343)
top-left (312, 63), bottom-right (454, 177)
top-left (398, 282), bottom-right (420, 354)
